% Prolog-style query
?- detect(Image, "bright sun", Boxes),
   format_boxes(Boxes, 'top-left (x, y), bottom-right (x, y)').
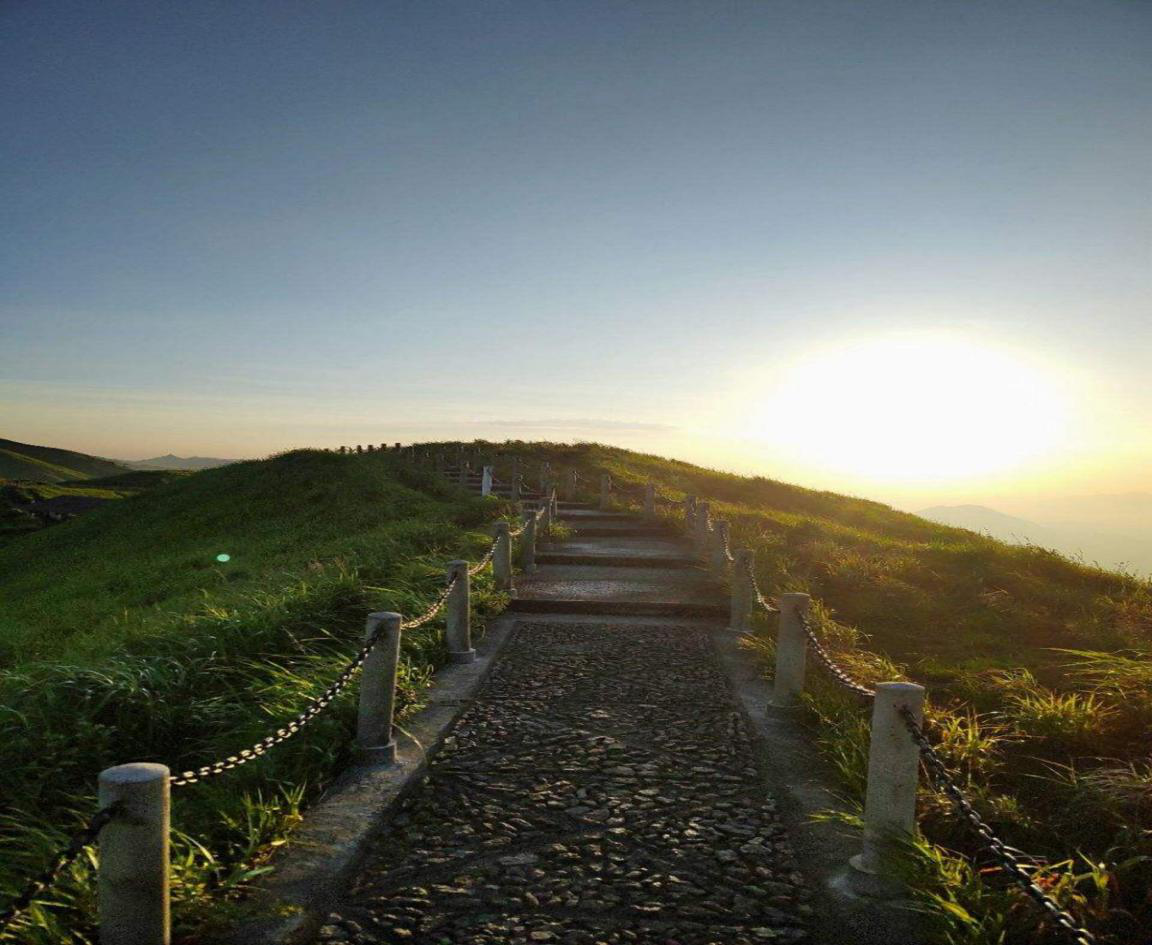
top-left (752, 335), bottom-right (1069, 483)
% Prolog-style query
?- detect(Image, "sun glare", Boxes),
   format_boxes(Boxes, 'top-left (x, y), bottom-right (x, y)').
top-left (751, 335), bottom-right (1069, 483)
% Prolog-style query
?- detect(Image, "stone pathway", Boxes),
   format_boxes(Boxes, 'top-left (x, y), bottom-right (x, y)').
top-left (316, 503), bottom-right (812, 945)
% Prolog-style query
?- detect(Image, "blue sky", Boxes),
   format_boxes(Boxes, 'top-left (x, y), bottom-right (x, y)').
top-left (2, 1), bottom-right (1150, 505)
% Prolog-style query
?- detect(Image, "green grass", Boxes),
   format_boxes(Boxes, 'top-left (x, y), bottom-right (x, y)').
top-left (0, 438), bottom-right (130, 482)
top-left (0, 448), bottom-right (515, 942)
top-left (3, 438), bottom-right (1150, 943)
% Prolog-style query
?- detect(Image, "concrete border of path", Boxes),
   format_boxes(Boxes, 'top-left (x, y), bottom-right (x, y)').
top-left (710, 625), bottom-right (927, 944)
top-left (220, 611), bottom-right (521, 945)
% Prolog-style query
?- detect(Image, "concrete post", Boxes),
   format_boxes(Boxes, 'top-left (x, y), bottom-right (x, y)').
top-left (356, 612), bottom-right (401, 764)
top-left (599, 473), bottom-right (611, 511)
top-left (493, 521), bottom-right (512, 591)
top-left (565, 469), bottom-right (577, 501)
top-left (520, 510), bottom-right (537, 573)
top-left (684, 495), bottom-right (697, 531)
top-left (852, 682), bottom-right (927, 879)
top-left (550, 488), bottom-right (559, 522)
top-left (481, 465), bottom-right (493, 497)
top-left (98, 762), bottom-right (170, 945)
top-left (643, 482), bottom-right (656, 518)
top-left (539, 462), bottom-right (551, 491)
top-left (445, 561), bottom-right (476, 663)
top-left (540, 494), bottom-right (552, 536)
top-left (729, 549), bottom-right (753, 633)
top-left (711, 520), bottom-right (731, 573)
top-left (773, 593), bottom-right (810, 706)
top-left (694, 502), bottom-right (712, 556)
top-left (510, 457), bottom-right (521, 501)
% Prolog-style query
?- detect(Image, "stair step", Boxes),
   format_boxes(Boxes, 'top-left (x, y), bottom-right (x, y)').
top-left (507, 598), bottom-right (728, 619)
top-left (534, 553), bottom-right (699, 568)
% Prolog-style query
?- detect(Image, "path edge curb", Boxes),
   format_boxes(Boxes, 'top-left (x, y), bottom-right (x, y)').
top-left (216, 612), bottom-right (521, 945)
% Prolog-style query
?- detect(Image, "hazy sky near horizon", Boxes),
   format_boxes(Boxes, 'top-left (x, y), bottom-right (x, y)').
top-left (2, 0), bottom-right (1151, 507)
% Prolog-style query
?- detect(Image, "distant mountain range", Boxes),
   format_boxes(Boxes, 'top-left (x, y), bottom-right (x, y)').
top-left (0, 437), bottom-right (131, 482)
top-left (123, 454), bottom-right (236, 471)
top-left (919, 501), bottom-right (1152, 577)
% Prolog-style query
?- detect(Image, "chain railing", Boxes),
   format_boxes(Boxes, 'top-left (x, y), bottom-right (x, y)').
top-left (0, 805), bottom-right (120, 938)
top-left (0, 447), bottom-right (538, 938)
top-left (673, 489), bottom-right (1099, 945)
top-left (900, 707), bottom-right (1098, 945)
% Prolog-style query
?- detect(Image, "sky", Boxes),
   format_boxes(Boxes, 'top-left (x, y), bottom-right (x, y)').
top-left (2, 0), bottom-right (1150, 510)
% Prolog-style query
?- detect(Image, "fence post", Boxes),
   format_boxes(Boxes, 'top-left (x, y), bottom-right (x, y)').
top-left (694, 501), bottom-right (711, 556)
top-left (520, 509), bottom-right (537, 573)
top-left (98, 762), bottom-right (170, 945)
top-left (445, 561), bottom-right (476, 663)
top-left (540, 493), bottom-right (552, 535)
top-left (683, 495), bottom-right (697, 530)
top-left (711, 520), bottom-right (730, 573)
top-left (550, 487), bottom-right (559, 522)
top-left (510, 457), bottom-right (521, 501)
top-left (565, 469), bottom-right (577, 501)
top-left (773, 592), bottom-right (810, 706)
top-left (729, 548), bottom-right (753, 633)
top-left (852, 682), bottom-right (927, 882)
top-left (356, 611), bottom-right (401, 764)
top-left (600, 473), bottom-right (611, 511)
top-left (481, 465), bottom-right (493, 496)
top-left (493, 521), bottom-right (512, 590)
top-left (643, 482), bottom-right (656, 518)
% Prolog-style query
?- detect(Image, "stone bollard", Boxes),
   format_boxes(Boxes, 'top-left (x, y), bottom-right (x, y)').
top-left (729, 549), bottom-right (754, 633)
top-left (851, 682), bottom-right (927, 884)
top-left (520, 509), bottom-right (538, 573)
top-left (99, 763), bottom-right (170, 945)
top-left (550, 488), bottom-right (559, 522)
top-left (493, 521), bottom-right (513, 591)
top-left (600, 473), bottom-right (611, 511)
top-left (540, 494), bottom-right (552, 535)
top-left (643, 482), bottom-right (656, 519)
top-left (356, 612), bottom-right (402, 764)
top-left (773, 593), bottom-right (810, 706)
top-left (510, 457), bottom-right (521, 501)
top-left (711, 520), bottom-right (731, 573)
top-left (445, 561), bottom-right (476, 663)
top-left (481, 465), bottom-right (493, 497)
top-left (694, 502), bottom-right (712, 556)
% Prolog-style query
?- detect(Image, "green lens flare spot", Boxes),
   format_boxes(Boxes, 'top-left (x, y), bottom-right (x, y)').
top-left (216, 553), bottom-right (231, 563)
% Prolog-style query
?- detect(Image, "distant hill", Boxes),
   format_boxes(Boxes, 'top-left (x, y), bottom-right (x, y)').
top-left (124, 454), bottom-right (236, 470)
top-left (918, 504), bottom-right (1044, 542)
top-left (0, 437), bottom-right (131, 482)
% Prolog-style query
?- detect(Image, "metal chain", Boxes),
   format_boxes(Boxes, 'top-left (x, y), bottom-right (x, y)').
top-left (744, 558), bottom-right (779, 614)
top-left (899, 707), bottom-right (1097, 945)
top-left (468, 538), bottom-right (498, 576)
top-left (0, 804), bottom-right (120, 935)
top-left (799, 614), bottom-right (876, 700)
top-left (171, 575), bottom-right (458, 786)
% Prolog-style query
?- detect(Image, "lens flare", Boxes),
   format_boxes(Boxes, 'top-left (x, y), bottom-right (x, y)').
top-left (216, 553), bottom-right (231, 563)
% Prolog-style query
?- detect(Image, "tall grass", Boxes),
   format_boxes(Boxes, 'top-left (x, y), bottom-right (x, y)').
top-left (0, 449), bottom-right (513, 942)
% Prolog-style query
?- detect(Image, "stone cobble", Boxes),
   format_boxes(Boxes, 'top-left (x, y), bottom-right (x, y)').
top-left (317, 621), bottom-right (811, 945)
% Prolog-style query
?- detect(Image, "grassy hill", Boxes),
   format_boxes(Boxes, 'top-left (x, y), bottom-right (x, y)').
top-left (0, 449), bottom-right (512, 942)
top-left (1, 441), bottom-right (1147, 943)
top-left (0, 438), bottom-right (131, 482)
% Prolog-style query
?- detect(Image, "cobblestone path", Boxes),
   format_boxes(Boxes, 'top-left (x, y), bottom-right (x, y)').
top-left (317, 619), bottom-right (812, 945)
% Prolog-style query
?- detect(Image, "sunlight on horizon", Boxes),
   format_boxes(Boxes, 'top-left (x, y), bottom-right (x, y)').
top-left (744, 334), bottom-right (1072, 488)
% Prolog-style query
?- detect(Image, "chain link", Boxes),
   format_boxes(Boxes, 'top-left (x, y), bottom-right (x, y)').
top-left (799, 614), bottom-right (876, 700)
top-left (899, 707), bottom-right (1098, 945)
top-left (0, 804), bottom-right (119, 935)
top-left (171, 575), bottom-right (458, 786)
top-left (743, 558), bottom-right (779, 614)
top-left (468, 538), bottom-right (498, 576)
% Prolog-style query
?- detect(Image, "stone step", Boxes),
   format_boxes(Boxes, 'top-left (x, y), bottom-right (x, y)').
top-left (534, 552), bottom-right (699, 568)
top-left (506, 598), bottom-right (729, 618)
top-left (569, 524), bottom-right (676, 537)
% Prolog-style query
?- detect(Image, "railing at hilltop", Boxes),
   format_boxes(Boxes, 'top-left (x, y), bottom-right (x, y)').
top-left (0, 444), bottom-right (558, 943)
